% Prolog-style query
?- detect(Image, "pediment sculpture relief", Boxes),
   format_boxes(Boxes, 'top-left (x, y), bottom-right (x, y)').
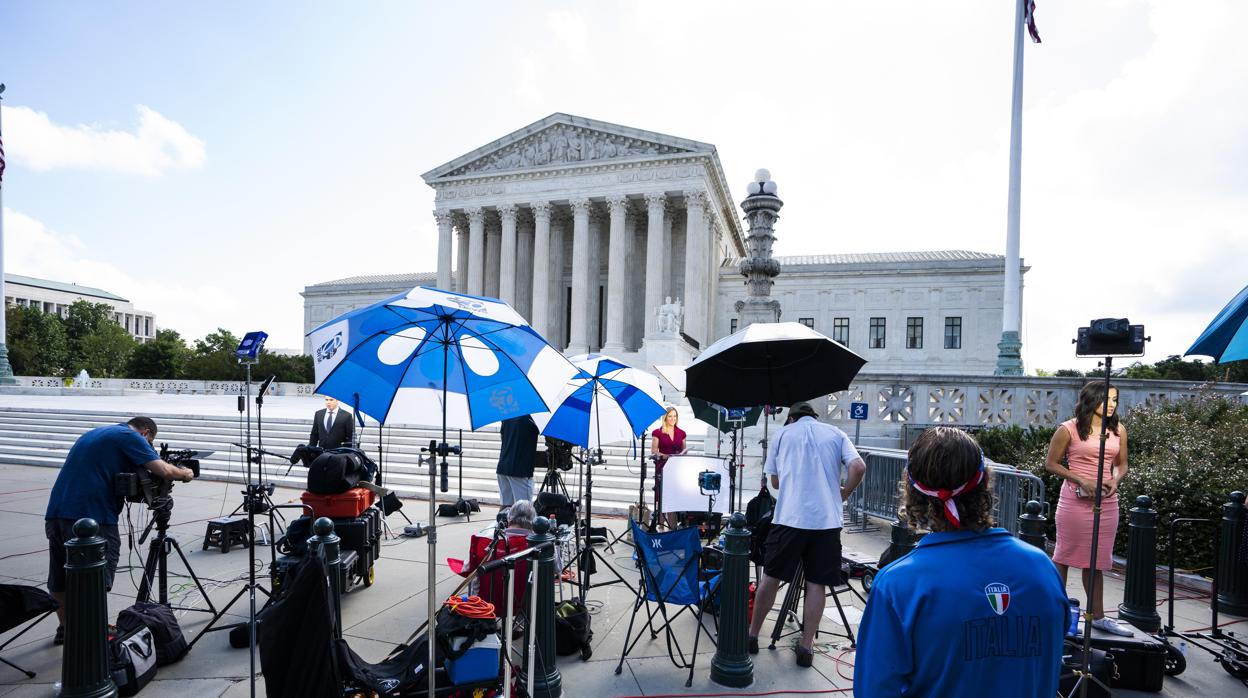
top-left (447, 125), bottom-right (692, 176)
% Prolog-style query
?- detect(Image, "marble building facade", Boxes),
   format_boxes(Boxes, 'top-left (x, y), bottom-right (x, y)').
top-left (302, 113), bottom-right (1025, 376)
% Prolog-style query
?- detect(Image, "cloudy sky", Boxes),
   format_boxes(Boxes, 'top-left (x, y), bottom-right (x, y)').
top-left (1, 0), bottom-right (1244, 371)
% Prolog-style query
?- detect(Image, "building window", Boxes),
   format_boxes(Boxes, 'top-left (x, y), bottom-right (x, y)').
top-left (798, 317), bottom-right (815, 329)
top-left (833, 317), bottom-right (849, 346)
top-left (945, 317), bottom-right (962, 349)
top-left (906, 317), bottom-right (923, 349)
top-left (730, 318), bottom-right (738, 334)
top-left (869, 317), bottom-right (886, 349)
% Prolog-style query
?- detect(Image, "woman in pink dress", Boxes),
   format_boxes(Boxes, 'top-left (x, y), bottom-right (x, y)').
top-left (651, 407), bottom-right (687, 529)
top-left (1044, 381), bottom-right (1132, 636)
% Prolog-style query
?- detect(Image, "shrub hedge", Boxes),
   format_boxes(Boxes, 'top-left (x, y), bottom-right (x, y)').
top-left (977, 389), bottom-right (1248, 572)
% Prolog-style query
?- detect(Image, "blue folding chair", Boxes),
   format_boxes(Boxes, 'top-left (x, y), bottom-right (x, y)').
top-left (614, 520), bottom-right (720, 686)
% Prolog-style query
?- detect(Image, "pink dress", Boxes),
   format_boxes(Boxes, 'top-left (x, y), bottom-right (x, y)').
top-left (1052, 418), bottom-right (1121, 570)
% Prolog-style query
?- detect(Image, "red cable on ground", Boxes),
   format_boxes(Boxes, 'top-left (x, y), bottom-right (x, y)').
top-left (444, 594), bottom-right (496, 618)
top-left (612, 690), bottom-right (851, 698)
top-left (1183, 617), bottom-right (1248, 633)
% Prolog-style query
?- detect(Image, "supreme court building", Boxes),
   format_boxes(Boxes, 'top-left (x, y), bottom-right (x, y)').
top-left (302, 113), bottom-right (1025, 376)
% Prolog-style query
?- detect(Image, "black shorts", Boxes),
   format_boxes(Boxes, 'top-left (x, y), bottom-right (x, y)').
top-left (763, 525), bottom-right (843, 587)
top-left (46, 519), bottom-right (121, 593)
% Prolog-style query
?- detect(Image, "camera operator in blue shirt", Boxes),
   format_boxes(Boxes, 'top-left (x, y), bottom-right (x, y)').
top-left (853, 426), bottom-right (1067, 697)
top-left (44, 416), bottom-right (194, 644)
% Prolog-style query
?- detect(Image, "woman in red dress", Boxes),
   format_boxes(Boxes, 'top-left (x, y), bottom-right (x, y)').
top-left (1044, 381), bottom-right (1132, 636)
top-left (651, 407), bottom-right (686, 529)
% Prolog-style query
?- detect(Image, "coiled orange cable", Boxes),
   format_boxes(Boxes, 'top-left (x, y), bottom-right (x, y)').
top-left (444, 594), bottom-right (496, 619)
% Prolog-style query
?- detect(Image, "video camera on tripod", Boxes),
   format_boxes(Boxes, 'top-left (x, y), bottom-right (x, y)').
top-left (115, 443), bottom-right (206, 508)
top-left (541, 436), bottom-right (575, 472)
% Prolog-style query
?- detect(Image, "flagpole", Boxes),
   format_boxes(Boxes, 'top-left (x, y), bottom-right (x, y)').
top-left (0, 83), bottom-right (17, 384)
top-left (995, 0), bottom-right (1027, 376)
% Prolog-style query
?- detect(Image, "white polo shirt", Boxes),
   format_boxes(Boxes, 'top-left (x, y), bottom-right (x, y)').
top-left (764, 416), bottom-right (861, 530)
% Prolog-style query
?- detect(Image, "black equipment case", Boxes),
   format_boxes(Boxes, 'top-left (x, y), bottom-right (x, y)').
top-left (1077, 624), bottom-right (1166, 692)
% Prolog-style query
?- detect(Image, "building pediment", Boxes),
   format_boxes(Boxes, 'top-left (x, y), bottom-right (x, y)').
top-left (421, 113), bottom-right (713, 182)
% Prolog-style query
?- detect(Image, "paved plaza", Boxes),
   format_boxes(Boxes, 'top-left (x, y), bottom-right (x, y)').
top-left (0, 458), bottom-right (1243, 696)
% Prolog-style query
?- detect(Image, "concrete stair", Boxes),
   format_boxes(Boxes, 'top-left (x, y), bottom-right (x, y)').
top-left (0, 407), bottom-right (706, 515)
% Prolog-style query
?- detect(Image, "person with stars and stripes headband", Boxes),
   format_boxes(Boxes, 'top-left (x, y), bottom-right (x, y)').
top-left (853, 426), bottom-right (1069, 697)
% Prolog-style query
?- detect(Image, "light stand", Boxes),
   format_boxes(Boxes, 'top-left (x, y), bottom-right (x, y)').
top-left (188, 332), bottom-right (268, 698)
top-left (1063, 356), bottom-right (1116, 698)
top-left (577, 395), bottom-right (636, 597)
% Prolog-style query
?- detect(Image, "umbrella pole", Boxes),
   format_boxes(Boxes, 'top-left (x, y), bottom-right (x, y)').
top-left (760, 406), bottom-right (770, 489)
top-left (428, 336), bottom-right (449, 698)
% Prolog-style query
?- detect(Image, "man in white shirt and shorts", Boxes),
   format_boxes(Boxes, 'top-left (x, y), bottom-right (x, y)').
top-left (747, 401), bottom-right (867, 667)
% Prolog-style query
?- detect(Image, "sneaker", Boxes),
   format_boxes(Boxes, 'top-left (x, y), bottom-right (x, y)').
top-left (1091, 617), bottom-right (1133, 637)
top-left (748, 636), bottom-right (759, 655)
top-left (796, 646), bottom-right (814, 668)
top-left (53, 626), bottom-right (64, 646)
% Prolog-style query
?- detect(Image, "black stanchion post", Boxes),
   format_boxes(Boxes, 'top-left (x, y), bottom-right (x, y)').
top-left (1118, 495), bottom-right (1162, 632)
top-left (1018, 500), bottom-right (1047, 551)
top-left (526, 518), bottom-right (562, 698)
top-left (888, 518), bottom-right (920, 560)
top-left (310, 517), bottom-right (344, 638)
top-left (1216, 491), bottom-right (1248, 617)
top-left (710, 512), bottom-right (754, 688)
top-left (61, 518), bottom-right (118, 698)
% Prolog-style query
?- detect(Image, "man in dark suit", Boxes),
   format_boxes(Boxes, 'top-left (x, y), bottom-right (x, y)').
top-left (310, 396), bottom-right (354, 449)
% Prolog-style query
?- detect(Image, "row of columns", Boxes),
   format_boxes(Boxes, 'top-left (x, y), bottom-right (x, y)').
top-left (434, 191), bottom-right (718, 353)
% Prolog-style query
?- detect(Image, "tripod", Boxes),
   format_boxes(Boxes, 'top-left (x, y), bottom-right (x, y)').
top-left (767, 560), bottom-right (863, 649)
top-left (136, 496), bottom-right (216, 615)
top-left (1062, 356), bottom-right (1117, 698)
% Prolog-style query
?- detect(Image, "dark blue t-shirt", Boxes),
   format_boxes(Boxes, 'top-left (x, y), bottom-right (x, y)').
top-left (46, 424), bottom-right (160, 525)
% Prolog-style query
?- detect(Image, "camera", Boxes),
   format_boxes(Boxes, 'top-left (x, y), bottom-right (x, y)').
top-left (698, 470), bottom-right (722, 494)
top-left (1074, 318), bottom-right (1149, 357)
top-left (542, 437), bottom-right (575, 472)
top-left (114, 443), bottom-right (203, 507)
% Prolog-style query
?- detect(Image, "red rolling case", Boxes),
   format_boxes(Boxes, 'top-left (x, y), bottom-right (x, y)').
top-left (301, 488), bottom-right (374, 519)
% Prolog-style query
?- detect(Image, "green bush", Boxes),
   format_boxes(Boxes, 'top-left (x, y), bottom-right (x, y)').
top-left (979, 390), bottom-right (1248, 572)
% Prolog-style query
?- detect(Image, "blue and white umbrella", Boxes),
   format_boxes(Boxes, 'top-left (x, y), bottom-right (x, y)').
top-left (307, 286), bottom-right (577, 429)
top-left (1186, 283), bottom-right (1248, 365)
top-left (534, 354), bottom-right (667, 449)
top-left (306, 286), bottom-right (577, 698)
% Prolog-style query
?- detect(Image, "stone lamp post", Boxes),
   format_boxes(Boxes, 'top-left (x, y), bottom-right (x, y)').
top-left (735, 169), bottom-right (783, 330)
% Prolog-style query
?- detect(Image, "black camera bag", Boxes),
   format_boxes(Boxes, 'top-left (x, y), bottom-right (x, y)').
top-left (307, 448), bottom-right (376, 495)
top-left (554, 598), bottom-right (593, 660)
top-left (535, 491), bottom-right (575, 526)
top-left (117, 601), bottom-right (188, 666)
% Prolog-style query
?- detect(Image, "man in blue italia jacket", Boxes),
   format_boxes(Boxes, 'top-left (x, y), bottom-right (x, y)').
top-left (854, 427), bottom-right (1068, 697)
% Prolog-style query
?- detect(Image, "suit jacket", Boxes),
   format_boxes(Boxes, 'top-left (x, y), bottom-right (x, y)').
top-left (310, 408), bottom-right (355, 450)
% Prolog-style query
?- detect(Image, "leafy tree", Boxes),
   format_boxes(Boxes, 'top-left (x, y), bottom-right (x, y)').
top-left (255, 351), bottom-right (314, 384)
top-left (4, 305), bottom-right (68, 375)
top-left (75, 322), bottom-right (136, 377)
top-left (62, 301), bottom-right (125, 375)
top-left (182, 328), bottom-right (243, 380)
top-left (1053, 369), bottom-right (1084, 378)
top-left (125, 329), bottom-right (190, 378)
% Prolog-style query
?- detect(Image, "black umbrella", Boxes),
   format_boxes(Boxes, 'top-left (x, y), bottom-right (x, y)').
top-left (689, 397), bottom-right (763, 433)
top-left (686, 322), bottom-right (866, 408)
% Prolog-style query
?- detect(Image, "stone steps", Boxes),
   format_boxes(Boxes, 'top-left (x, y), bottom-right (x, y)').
top-left (0, 406), bottom-right (704, 514)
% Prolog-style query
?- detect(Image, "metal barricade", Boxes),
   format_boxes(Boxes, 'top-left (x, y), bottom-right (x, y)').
top-left (844, 450), bottom-right (1045, 536)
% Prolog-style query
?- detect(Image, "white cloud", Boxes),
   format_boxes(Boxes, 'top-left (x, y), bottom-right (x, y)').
top-left (2, 105), bottom-right (205, 175)
top-left (3, 208), bottom-right (242, 342)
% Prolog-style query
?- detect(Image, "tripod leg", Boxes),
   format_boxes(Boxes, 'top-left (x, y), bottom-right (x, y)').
top-left (137, 538), bottom-right (161, 604)
top-left (169, 539), bottom-right (219, 615)
top-left (770, 565), bottom-right (805, 648)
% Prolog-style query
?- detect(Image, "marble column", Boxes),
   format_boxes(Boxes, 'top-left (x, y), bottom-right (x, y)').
top-left (602, 195), bottom-right (629, 355)
top-left (455, 214), bottom-right (469, 294)
top-left (662, 205), bottom-right (674, 301)
top-left (467, 207), bottom-right (485, 295)
top-left (683, 190), bottom-right (709, 346)
top-left (567, 198), bottom-right (592, 355)
top-left (587, 206), bottom-right (605, 352)
top-left (549, 212), bottom-right (568, 348)
top-left (643, 192), bottom-right (666, 337)
top-left (435, 209), bottom-right (454, 290)
top-left (498, 204), bottom-right (518, 305)
top-left (530, 202), bottom-right (552, 339)
top-left (485, 214), bottom-right (501, 298)
top-left (516, 210), bottom-right (534, 320)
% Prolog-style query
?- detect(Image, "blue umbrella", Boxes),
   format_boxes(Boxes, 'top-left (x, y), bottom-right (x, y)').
top-left (306, 286), bottom-right (577, 698)
top-left (533, 354), bottom-right (667, 449)
top-left (1186, 284), bottom-right (1248, 364)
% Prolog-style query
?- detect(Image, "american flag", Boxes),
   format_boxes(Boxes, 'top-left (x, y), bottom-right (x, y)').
top-left (1025, 0), bottom-right (1042, 44)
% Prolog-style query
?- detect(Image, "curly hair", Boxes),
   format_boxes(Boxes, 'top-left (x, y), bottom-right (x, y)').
top-left (901, 427), bottom-right (995, 533)
top-left (1074, 380), bottom-right (1119, 440)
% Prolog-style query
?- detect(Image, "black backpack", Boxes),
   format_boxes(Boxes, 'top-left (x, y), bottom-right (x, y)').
top-left (745, 486), bottom-right (776, 566)
top-left (116, 601), bottom-right (188, 666)
top-left (307, 448), bottom-right (376, 494)
top-left (534, 491), bottom-right (576, 527)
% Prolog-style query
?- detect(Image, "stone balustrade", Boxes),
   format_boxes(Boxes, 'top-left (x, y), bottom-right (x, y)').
top-left (11, 376), bottom-right (316, 396)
